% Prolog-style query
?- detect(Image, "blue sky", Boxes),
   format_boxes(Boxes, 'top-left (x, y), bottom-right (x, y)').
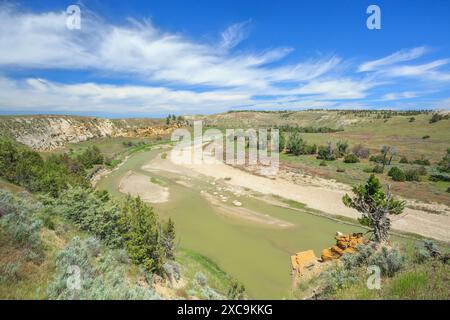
top-left (0, 0), bottom-right (449, 117)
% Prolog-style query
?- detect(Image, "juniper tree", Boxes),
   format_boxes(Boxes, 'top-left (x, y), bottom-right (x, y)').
top-left (380, 145), bottom-right (397, 170)
top-left (342, 174), bottom-right (405, 243)
top-left (162, 218), bottom-right (176, 260)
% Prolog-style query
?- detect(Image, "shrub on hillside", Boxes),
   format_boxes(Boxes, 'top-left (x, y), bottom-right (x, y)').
top-left (399, 156), bottom-right (409, 164)
top-left (77, 146), bottom-right (104, 169)
top-left (413, 241), bottom-right (438, 264)
top-left (163, 262), bottom-right (181, 283)
top-left (0, 140), bottom-right (89, 197)
top-left (227, 279), bottom-right (247, 300)
top-left (352, 144), bottom-right (370, 159)
top-left (429, 170), bottom-right (450, 182)
top-left (0, 190), bottom-right (44, 261)
top-left (415, 166), bottom-right (428, 176)
top-left (437, 148), bottom-right (450, 173)
top-left (0, 262), bottom-right (21, 283)
top-left (191, 271), bottom-right (225, 300)
top-left (412, 157), bottom-right (430, 166)
top-left (336, 140), bottom-right (349, 157)
top-left (341, 243), bottom-right (377, 269)
top-left (368, 246), bottom-right (405, 277)
top-left (344, 153), bottom-right (360, 163)
top-left (341, 243), bottom-right (404, 277)
top-left (369, 155), bottom-right (385, 164)
top-left (278, 132), bottom-right (286, 152)
top-left (286, 132), bottom-right (304, 156)
top-left (317, 143), bottom-right (336, 161)
top-left (47, 237), bottom-right (160, 300)
top-left (429, 113), bottom-right (449, 123)
top-left (119, 196), bottom-right (165, 274)
top-left (388, 167), bottom-right (406, 182)
top-left (195, 271), bottom-right (208, 287)
top-left (48, 187), bottom-right (123, 247)
top-left (405, 169), bottom-right (420, 181)
top-left (372, 164), bottom-right (384, 173)
top-left (286, 132), bottom-right (316, 155)
top-left (320, 265), bottom-right (358, 295)
top-left (304, 144), bottom-right (318, 155)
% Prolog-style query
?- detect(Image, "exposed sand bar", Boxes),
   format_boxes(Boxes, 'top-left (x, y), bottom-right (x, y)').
top-left (119, 171), bottom-right (169, 203)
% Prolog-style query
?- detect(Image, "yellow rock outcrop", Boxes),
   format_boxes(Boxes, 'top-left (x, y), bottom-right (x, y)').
top-left (321, 233), bottom-right (365, 262)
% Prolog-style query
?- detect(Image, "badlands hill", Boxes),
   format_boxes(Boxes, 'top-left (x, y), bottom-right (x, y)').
top-left (0, 115), bottom-right (168, 150)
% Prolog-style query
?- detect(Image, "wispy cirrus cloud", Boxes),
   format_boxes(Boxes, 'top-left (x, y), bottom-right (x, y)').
top-left (220, 20), bottom-right (251, 50)
top-left (0, 4), bottom-right (449, 115)
top-left (358, 46), bottom-right (450, 82)
top-left (358, 46), bottom-right (429, 72)
top-left (380, 91), bottom-right (419, 101)
top-left (0, 5), bottom-right (334, 89)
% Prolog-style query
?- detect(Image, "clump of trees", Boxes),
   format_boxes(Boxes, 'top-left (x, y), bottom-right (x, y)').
top-left (77, 146), bottom-right (103, 169)
top-left (276, 125), bottom-right (343, 133)
top-left (368, 145), bottom-right (397, 171)
top-left (47, 187), bottom-right (176, 275)
top-left (0, 139), bottom-right (92, 197)
top-left (343, 174), bottom-right (405, 243)
top-left (120, 196), bottom-right (166, 273)
top-left (388, 167), bottom-right (406, 182)
top-left (437, 148), bottom-right (450, 173)
top-left (430, 148), bottom-right (450, 182)
top-left (344, 153), bottom-right (360, 163)
top-left (166, 114), bottom-right (185, 125)
top-left (412, 156), bottom-right (430, 166)
top-left (317, 142), bottom-right (336, 161)
top-left (285, 132), bottom-right (317, 156)
top-left (399, 156), bottom-right (409, 164)
top-left (315, 140), bottom-right (349, 161)
top-left (429, 112), bottom-right (449, 123)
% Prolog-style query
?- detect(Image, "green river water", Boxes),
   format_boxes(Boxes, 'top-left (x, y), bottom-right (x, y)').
top-left (96, 148), bottom-right (364, 299)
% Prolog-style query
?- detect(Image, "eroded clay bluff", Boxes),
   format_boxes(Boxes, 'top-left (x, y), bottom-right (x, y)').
top-left (0, 115), bottom-right (184, 151)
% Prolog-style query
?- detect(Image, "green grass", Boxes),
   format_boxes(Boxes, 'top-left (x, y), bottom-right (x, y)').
top-left (0, 215), bottom-right (86, 299)
top-left (295, 240), bottom-right (450, 300)
top-left (331, 260), bottom-right (450, 300)
top-left (385, 262), bottom-right (449, 299)
top-left (176, 248), bottom-right (232, 295)
top-left (150, 177), bottom-right (166, 186)
top-left (280, 152), bottom-right (450, 206)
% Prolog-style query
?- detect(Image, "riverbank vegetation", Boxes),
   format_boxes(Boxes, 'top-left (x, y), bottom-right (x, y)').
top-left (293, 175), bottom-right (449, 300)
top-left (0, 139), bottom-right (240, 299)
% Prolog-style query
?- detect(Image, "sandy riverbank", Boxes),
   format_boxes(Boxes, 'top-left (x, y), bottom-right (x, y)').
top-left (119, 171), bottom-right (169, 203)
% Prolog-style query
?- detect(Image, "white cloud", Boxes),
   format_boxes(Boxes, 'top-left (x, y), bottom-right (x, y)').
top-left (381, 91), bottom-right (419, 101)
top-left (0, 6), bottom-right (338, 90)
top-left (220, 21), bottom-right (250, 50)
top-left (385, 59), bottom-right (450, 80)
top-left (358, 47), bottom-right (450, 83)
top-left (358, 46), bottom-right (428, 72)
top-left (0, 5), bottom-right (449, 115)
top-left (0, 76), bottom-right (253, 113)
